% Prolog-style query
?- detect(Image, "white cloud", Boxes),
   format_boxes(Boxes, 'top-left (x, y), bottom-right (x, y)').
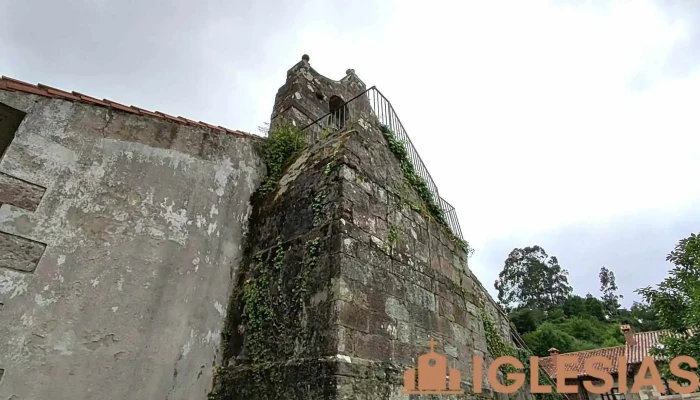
top-left (269, 0), bottom-right (700, 294)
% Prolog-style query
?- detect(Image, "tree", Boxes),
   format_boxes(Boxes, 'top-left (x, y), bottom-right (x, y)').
top-left (599, 266), bottom-right (623, 317)
top-left (509, 307), bottom-right (545, 335)
top-left (523, 322), bottom-right (578, 356)
top-left (636, 233), bottom-right (700, 380)
top-left (559, 294), bottom-right (605, 322)
top-left (495, 246), bottom-right (573, 311)
top-left (629, 301), bottom-right (660, 331)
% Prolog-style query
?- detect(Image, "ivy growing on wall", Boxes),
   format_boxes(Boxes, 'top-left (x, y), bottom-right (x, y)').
top-left (480, 311), bottom-right (560, 400)
top-left (242, 238), bottom-right (285, 360)
top-left (238, 236), bottom-right (318, 363)
top-left (257, 122), bottom-right (305, 196)
top-left (481, 310), bottom-right (519, 379)
top-left (379, 125), bottom-right (446, 224)
top-left (379, 124), bottom-right (474, 257)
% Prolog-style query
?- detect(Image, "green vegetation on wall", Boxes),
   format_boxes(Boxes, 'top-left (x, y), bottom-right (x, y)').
top-left (481, 312), bottom-right (559, 400)
top-left (257, 122), bottom-right (304, 196)
top-left (379, 125), bottom-right (446, 224)
top-left (239, 235), bottom-right (320, 362)
top-left (379, 124), bottom-right (473, 257)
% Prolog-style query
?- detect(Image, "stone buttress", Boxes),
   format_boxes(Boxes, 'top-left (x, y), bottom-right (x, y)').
top-left (211, 56), bottom-right (528, 400)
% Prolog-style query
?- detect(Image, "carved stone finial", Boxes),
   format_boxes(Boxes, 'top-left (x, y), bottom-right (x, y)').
top-left (302, 54), bottom-right (310, 62)
top-left (346, 69), bottom-right (355, 75)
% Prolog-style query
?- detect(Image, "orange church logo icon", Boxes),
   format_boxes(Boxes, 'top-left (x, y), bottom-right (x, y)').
top-left (402, 338), bottom-right (464, 395)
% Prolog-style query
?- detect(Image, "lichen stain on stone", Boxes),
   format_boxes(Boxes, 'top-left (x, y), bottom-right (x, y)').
top-left (34, 293), bottom-right (57, 307)
top-left (181, 340), bottom-right (192, 358)
top-left (20, 313), bottom-right (34, 327)
top-left (55, 331), bottom-right (77, 355)
top-left (274, 151), bottom-right (310, 202)
top-left (214, 158), bottom-right (235, 197)
top-left (207, 220), bottom-right (218, 236)
top-left (7, 335), bottom-right (31, 363)
top-left (0, 269), bottom-right (28, 299)
top-left (194, 214), bottom-right (206, 228)
top-left (158, 197), bottom-right (189, 245)
top-left (0, 206), bottom-right (34, 237)
top-left (209, 204), bottom-right (219, 218)
top-left (203, 329), bottom-right (220, 345)
top-left (214, 301), bottom-right (225, 317)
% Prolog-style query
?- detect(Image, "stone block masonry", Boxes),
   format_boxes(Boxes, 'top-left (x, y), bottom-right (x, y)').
top-left (211, 118), bottom-right (530, 399)
top-left (0, 89), bottom-right (265, 400)
top-left (0, 103), bottom-right (49, 276)
top-left (0, 58), bottom-right (528, 400)
top-left (0, 172), bottom-right (45, 211)
top-left (0, 232), bottom-right (46, 272)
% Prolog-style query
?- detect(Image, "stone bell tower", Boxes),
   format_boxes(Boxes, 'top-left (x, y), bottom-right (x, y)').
top-left (269, 54), bottom-right (369, 141)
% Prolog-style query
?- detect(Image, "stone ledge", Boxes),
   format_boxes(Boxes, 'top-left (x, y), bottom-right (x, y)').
top-left (0, 231), bottom-right (46, 272)
top-left (0, 172), bottom-right (45, 212)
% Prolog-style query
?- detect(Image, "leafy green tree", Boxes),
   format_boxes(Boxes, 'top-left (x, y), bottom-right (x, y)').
top-left (561, 295), bottom-right (606, 321)
top-left (599, 266), bottom-right (623, 317)
top-left (495, 246), bottom-right (573, 310)
top-left (636, 233), bottom-right (700, 380)
top-left (509, 307), bottom-right (545, 335)
top-left (630, 301), bottom-right (660, 331)
top-left (523, 322), bottom-right (578, 356)
top-left (545, 306), bottom-right (566, 323)
top-left (615, 301), bottom-right (659, 332)
top-left (584, 293), bottom-right (607, 321)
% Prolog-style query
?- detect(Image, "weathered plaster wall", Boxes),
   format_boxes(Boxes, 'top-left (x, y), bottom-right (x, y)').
top-left (0, 91), bottom-right (264, 400)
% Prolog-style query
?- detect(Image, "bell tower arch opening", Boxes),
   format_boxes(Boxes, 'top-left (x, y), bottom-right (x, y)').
top-left (328, 95), bottom-right (348, 130)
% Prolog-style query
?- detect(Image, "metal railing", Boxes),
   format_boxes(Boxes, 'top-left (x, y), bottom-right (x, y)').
top-left (301, 86), bottom-right (464, 240)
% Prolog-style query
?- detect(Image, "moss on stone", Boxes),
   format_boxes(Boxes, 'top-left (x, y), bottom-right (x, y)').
top-left (208, 359), bottom-right (337, 400)
top-left (378, 124), bottom-right (474, 258)
top-left (256, 121), bottom-right (305, 196)
top-left (480, 312), bottom-right (559, 400)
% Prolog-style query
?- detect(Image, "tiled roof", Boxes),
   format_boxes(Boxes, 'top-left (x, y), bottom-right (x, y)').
top-left (539, 346), bottom-right (626, 379)
top-left (0, 76), bottom-right (254, 138)
top-left (625, 329), bottom-right (694, 364)
top-left (626, 329), bottom-right (666, 364)
top-left (539, 329), bottom-right (694, 379)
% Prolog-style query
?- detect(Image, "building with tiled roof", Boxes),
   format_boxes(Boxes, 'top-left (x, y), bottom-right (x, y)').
top-left (0, 75), bottom-right (255, 138)
top-left (538, 325), bottom-right (698, 400)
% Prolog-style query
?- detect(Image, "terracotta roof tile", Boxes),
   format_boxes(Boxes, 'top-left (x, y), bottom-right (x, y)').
top-left (6, 81), bottom-right (47, 97)
top-left (72, 91), bottom-right (111, 107)
top-left (2, 76), bottom-right (35, 86)
top-left (130, 106), bottom-right (160, 118)
top-left (539, 346), bottom-right (625, 379)
top-left (625, 329), bottom-right (694, 364)
top-left (37, 84), bottom-right (81, 101)
top-left (102, 99), bottom-right (138, 114)
top-left (0, 75), bottom-right (255, 139)
top-left (155, 111), bottom-right (185, 124)
top-left (539, 329), bottom-right (696, 379)
top-left (199, 121), bottom-right (226, 132)
top-left (178, 116), bottom-right (201, 126)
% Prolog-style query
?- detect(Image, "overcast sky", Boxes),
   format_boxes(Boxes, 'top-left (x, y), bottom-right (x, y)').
top-left (1, 0), bottom-right (698, 307)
